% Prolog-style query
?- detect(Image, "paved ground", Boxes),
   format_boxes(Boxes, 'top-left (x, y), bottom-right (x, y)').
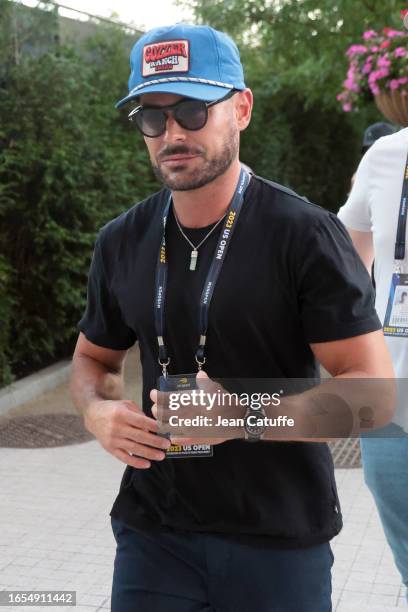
top-left (0, 350), bottom-right (406, 611)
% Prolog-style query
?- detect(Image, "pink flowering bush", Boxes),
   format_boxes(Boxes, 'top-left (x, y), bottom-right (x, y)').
top-left (337, 26), bottom-right (408, 112)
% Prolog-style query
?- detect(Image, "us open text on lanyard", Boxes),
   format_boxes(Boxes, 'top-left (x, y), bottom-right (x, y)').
top-left (154, 167), bottom-right (250, 377)
top-left (383, 152), bottom-right (408, 337)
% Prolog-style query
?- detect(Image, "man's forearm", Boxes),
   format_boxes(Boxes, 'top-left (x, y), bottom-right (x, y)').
top-left (262, 372), bottom-right (396, 442)
top-left (70, 354), bottom-right (125, 417)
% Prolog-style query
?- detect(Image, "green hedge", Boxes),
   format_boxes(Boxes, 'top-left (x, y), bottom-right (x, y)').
top-left (240, 85), bottom-right (372, 212)
top-left (0, 22), bottom-right (157, 385)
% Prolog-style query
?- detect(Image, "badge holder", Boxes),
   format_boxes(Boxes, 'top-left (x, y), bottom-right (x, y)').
top-left (158, 361), bottom-right (213, 459)
top-left (384, 154), bottom-right (408, 337)
top-left (383, 263), bottom-right (408, 337)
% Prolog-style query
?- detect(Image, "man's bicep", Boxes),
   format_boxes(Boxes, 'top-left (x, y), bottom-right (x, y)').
top-left (73, 332), bottom-right (128, 373)
top-left (346, 228), bottom-right (374, 274)
top-left (310, 330), bottom-right (394, 378)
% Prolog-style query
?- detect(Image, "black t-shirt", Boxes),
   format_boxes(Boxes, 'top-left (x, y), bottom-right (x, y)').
top-left (79, 175), bottom-right (381, 548)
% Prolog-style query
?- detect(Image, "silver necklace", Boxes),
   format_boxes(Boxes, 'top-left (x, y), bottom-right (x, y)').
top-left (173, 208), bottom-right (227, 271)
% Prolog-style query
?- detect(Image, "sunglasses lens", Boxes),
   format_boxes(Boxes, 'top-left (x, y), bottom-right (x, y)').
top-left (175, 100), bottom-right (208, 130)
top-left (135, 108), bottom-right (166, 137)
top-left (129, 99), bottom-right (209, 136)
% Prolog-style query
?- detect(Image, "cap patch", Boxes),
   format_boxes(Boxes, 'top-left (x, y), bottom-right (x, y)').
top-left (142, 40), bottom-right (190, 77)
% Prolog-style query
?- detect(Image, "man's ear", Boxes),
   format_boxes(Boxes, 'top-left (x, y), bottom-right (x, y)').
top-left (235, 89), bottom-right (253, 131)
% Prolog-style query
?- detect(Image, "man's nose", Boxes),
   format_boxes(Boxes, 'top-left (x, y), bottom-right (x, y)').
top-left (162, 112), bottom-right (186, 142)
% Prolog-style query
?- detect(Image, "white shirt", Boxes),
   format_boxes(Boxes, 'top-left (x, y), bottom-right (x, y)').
top-left (338, 128), bottom-right (408, 430)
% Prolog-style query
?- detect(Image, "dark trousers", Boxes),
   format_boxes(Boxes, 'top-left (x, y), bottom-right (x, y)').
top-left (111, 518), bottom-right (333, 612)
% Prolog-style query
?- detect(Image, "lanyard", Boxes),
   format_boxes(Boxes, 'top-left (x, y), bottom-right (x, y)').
top-left (394, 152), bottom-right (408, 268)
top-left (154, 167), bottom-right (250, 376)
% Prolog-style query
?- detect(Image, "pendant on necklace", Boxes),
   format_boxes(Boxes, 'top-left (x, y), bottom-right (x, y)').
top-left (190, 249), bottom-right (198, 271)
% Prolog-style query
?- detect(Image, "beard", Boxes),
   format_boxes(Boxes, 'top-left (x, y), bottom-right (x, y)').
top-left (151, 128), bottom-right (239, 191)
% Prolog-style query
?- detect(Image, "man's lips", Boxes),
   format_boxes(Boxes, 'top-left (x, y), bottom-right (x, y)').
top-left (160, 154), bottom-right (200, 163)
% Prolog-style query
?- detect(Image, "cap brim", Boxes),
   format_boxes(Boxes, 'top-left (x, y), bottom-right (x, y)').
top-left (115, 82), bottom-right (234, 108)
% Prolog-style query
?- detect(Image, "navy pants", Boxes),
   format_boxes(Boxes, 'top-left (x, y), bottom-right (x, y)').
top-left (111, 518), bottom-right (333, 612)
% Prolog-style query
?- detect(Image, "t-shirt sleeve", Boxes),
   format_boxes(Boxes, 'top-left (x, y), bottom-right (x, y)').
top-left (337, 150), bottom-right (372, 231)
top-left (297, 213), bottom-right (381, 343)
top-left (78, 235), bottom-right (137, 350)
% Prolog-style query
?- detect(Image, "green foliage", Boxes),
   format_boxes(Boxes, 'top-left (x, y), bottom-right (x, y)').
top-left (240, 87), bottom-right (359, 209)
top-left (179, 0), bottom-right (403, 206)
top-left (181, 0), bottom-right (403, 108)
top-left (0, 6), bottom-right (156, 385)
top-left (0, 0), bottom-right (58, 69)
top-left (0, 255), bottom-right (15, 385)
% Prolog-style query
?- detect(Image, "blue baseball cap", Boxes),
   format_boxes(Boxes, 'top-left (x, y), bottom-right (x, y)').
top-left (115, 23), bottom-right (246, 108)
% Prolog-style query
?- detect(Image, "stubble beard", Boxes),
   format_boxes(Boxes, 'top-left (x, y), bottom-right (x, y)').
top-left (152, 129), bottom-right (239, 191)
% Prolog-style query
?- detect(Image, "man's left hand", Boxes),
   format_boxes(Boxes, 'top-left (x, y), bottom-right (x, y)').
top-left (150, 370), bottom-right (244, 446)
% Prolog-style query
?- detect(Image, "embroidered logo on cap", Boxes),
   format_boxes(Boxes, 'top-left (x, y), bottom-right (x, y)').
top-left (142, 40), bottom-right (190, 77)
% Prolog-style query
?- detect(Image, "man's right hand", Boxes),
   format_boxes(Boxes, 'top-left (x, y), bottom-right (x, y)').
top-left (84, 399), bottom-right (171, 469)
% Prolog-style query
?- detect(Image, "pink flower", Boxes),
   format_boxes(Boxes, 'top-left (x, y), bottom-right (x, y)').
top-left (342, 64), bottom-right (361, 92)
top-left (378, 68), bottom-right (390, 79)
top-left (336, 92), bottom-right (349, 102)
top-left (389, 79), bottom-right (400, 90)
top-left (377, 55), bottom-right (391, 69)
top-left (384, 29), bottom-right (405, 38)
top-left (343, 78), bottom-right (360, 92)
top-left (369, 68), bottom-right (389, 84)
top-left (346, 44), bottom-right (368, 57)
top-left (387, 78), bottom-right (408, 92)
top-left (394, 47), bottom-right (407, 58)
top-left (339, 27), bottom-right (408, 113)
top-left (343, 68), bottom-right (361, 92)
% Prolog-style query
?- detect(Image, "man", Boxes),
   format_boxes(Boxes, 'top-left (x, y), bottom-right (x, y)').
top-left (338, 127), bottom-right (408, 602)
top-left (70, 24), bottom-right (393, 612)
top-left (361, 122), bottom-right (397, 155)
top-left (350, 122), bottom-right (397, 188)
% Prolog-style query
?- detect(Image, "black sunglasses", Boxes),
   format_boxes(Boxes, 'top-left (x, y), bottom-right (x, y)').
top-left (127, 90), bottom-right (237, 138)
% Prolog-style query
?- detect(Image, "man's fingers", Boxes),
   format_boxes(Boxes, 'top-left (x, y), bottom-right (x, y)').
top-left (117, 427), bottom-right (171, 451)
top-left (122, 399), bottom-right (142, 412)
top-left (150, 388), bottom-right (170, 411)
top-left (121, 439), bottom-right (167, 462)
top-left (149, 402), bottom-right (172, 422)
top-left (196, 370), bottom-right (223, 395)
top-left (150, 388), bottom-right (169, 404)
top-left (113, 448), bottom-right (151, 469)
top-left (119, 404), bottom-right (159, 432)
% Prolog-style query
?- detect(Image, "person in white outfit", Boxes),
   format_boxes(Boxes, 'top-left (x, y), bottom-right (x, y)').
top-left (338, 127), bottom-right (408, 602)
